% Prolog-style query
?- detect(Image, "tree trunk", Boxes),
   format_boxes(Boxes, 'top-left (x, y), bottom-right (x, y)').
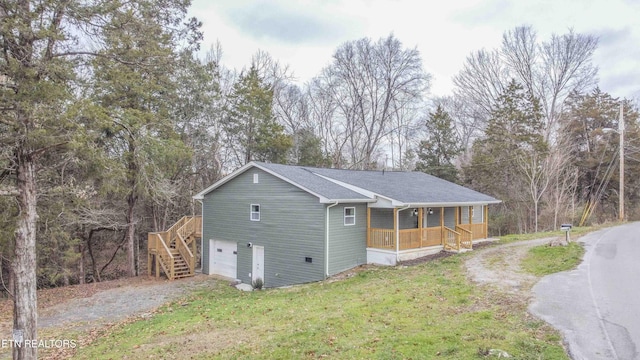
top-left (100, 233), bottom-right (127, 276)
top-left (126, 192), bottom-right (137, 277)
top-left (126, 138), bottom-right (138, 278)
top-left (534, 200), bottom-right (539, 233)
top-left (78, 245), bottom-right (85, 285)
top-left (13, 150), bottom-right (38, 360)
top-left (86, 233), bottom-right (101, 283)
top-left (8, 265), bottom-right (14, 299)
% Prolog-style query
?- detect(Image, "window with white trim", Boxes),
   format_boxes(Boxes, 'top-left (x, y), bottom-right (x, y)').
top-left (250, 204), bottom-right (260, 221)
top-left (253, 173), bottom-right (259, 184)
top-left (344, 207), bottom-right (355, 226)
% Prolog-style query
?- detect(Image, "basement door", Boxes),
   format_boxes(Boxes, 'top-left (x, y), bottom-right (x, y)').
top-left (209, 239), bottom-right (237, 279)
top-left (252, 245), bottom-right (265, 285)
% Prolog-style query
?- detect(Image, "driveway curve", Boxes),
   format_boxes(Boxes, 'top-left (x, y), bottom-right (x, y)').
top-left (529, 223), bottom-right (640, 360)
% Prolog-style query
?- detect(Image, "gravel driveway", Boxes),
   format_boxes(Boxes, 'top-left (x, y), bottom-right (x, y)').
top-left (465, 237), bottom-right (558, 295)
top-left (36, 274), bottom-right (219, 331)
top-left (0, 274), bottom-right (223, 359)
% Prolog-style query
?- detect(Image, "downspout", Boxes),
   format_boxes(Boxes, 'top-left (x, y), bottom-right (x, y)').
top-left (196, 199), bottom-right (204, 272)
top-left (326, 201), bottom-right (339, 278)
top-left (396, 205), bottom-right (411, 263)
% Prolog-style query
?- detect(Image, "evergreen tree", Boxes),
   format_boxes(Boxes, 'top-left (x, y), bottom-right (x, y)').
top-left (415, 105), bottom-right (462, 182)
top-left (561, 88), bottom-right (640, 221)
top-left (464, 80), bottom-right (547, 233)
top-left (89, 0), bottom-right (198, 277)
top-left (0, 2), bottom-right (84, 357)
top-left (225, 67), bottom-right (292, 165)
top-left (296, 128), bottom-right (328, 167)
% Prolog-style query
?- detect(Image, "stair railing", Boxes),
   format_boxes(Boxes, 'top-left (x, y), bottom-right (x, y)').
top-left (155, 232), bottom-right (175, 279)
top-left (456, 226), bottom-right (473, 250)
top-left (165, 216), bottom-right (190, 246)
top-left (176, 233), bottom-right (195, 275)
top-left (443, 226), bottom-right (461, 251)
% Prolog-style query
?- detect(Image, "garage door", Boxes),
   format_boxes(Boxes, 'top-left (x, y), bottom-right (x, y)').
top-left (209, 239), bottom-right (237, 279)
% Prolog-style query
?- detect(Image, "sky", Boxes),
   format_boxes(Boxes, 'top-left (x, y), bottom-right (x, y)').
top-left (188, 0), bottom-right (640, 100)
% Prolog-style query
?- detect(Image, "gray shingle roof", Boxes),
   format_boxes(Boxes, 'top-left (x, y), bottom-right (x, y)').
top-left (308, 167), bottom-right (499, 204)
top-left (255, 162), bottom-right (370, 201)
top-left (255, 162), bottom-right (499, 205)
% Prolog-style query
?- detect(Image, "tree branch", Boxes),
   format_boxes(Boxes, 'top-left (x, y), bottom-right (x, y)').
top-left (0, 116), bottom-right (16, 126)
top-left (29, 141), bottom-right (69, 159)
top-left (52, 51), bottom-right (153, 67)
top-left (0, 186), bottom-right (19, 196)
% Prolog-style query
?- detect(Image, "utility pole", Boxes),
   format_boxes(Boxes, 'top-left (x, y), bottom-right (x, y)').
top-left (619, 102), bottom-right (625, 221)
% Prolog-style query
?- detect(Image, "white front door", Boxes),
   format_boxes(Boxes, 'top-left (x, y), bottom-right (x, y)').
top-left (209, 239), bottom-right (237, 279)
top-left (252, 245), bottom-right (264, 284)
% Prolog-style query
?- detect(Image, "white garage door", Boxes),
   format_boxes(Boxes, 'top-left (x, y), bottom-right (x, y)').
top-left (209, 239), bottom-right (237, 279)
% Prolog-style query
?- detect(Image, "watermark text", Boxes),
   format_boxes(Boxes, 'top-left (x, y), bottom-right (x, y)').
top-left (1, 339), bottom-right (77, 349)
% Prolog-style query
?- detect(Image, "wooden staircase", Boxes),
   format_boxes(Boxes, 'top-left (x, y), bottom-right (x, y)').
top-left (147, 216), bottom-right (202, 280)
top-left (442, 226), bottom-right (473, 252)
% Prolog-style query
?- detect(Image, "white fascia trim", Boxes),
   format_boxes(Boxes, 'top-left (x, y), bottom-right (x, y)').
top-left (193, 162), bottom-right (333, 203)
top-left (319, 198), bottom-right (375, 204)
top-left (313, 173), bottom-right (396, 204)
top-left (396, 200), bottom-right (502, 207)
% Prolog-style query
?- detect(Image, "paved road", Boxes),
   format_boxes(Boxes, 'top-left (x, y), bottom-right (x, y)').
top-left (530, 223), bottom-right (640, 359)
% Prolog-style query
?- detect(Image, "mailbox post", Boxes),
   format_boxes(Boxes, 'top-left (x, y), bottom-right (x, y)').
top-left (561, 224), bottom-right (572, 243)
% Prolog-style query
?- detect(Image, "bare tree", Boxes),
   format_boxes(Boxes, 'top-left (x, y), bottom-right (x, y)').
top-left (315, 34), bottom-right (430, 169)
top-left (539, 29), bottom-right (598, 139)
top-left (453, 49), bottom-right (507, 120)
top-left (454, 26), bottom-right (598, 140)
top-left (388, 101), bottom-right (421, 170)
top-left (306, 78), bottom-right (347, 167)
top-left (274, 84), bottom-right (310, 162)
top-left (501, 26), bottom-right (538, 95)
top-left (517, 148), bottom-right (569, 232)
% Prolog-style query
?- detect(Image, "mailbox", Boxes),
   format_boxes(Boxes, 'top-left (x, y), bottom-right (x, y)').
top-left (560, 224), bottom-right (572, 232)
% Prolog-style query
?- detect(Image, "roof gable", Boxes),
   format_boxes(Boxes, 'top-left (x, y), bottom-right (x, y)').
top-left (193, 162), bottom-right (371, 203)
top-left (194, 162), bottom-right (500, 205)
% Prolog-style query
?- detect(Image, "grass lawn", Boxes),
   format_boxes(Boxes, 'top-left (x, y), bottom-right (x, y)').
top-left (498, 226), bottom-right (596, 244)
top-left (522, 242), bottom-right (585, 276)
top-left (69, 254), bottom-right (567, 360)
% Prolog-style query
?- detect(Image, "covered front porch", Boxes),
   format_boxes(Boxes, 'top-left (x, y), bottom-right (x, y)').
top-left (366, 205), bottom-right (488, 265)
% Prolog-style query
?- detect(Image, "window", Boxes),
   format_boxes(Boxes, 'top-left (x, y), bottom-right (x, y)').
top-left (253, 173), bottom-right (259, 184)
top-left (250, 204), bottom-right (260, 221)
top-left (344, 207), bottom-right (355, 226)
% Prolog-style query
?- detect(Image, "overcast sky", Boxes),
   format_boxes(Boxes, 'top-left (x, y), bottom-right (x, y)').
top-left (189, 0), bottom-right (640, 100)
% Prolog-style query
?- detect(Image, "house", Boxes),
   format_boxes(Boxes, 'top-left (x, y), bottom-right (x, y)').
top-left (192, 161), bottom-right (500, 288)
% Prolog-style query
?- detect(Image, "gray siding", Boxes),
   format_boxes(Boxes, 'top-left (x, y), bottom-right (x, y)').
top-left (400, 210), bottom-right (419, 229)
top-left (370, 208), bottom-right (419, 229)
top-left (461, 206), bottom-right (470, 224)
top-left (473, 205), bottom-right (484, 223)
top-left (370, 208), bottom-right (393, 229)
top-left (327, 204), bottom-right (367, 275)
top-left (202, 168), bottom-right (325, 287)
top-left (425, 207), bottom-right (442, 228)
top-left (444, 207), bottom-right (455, 228)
